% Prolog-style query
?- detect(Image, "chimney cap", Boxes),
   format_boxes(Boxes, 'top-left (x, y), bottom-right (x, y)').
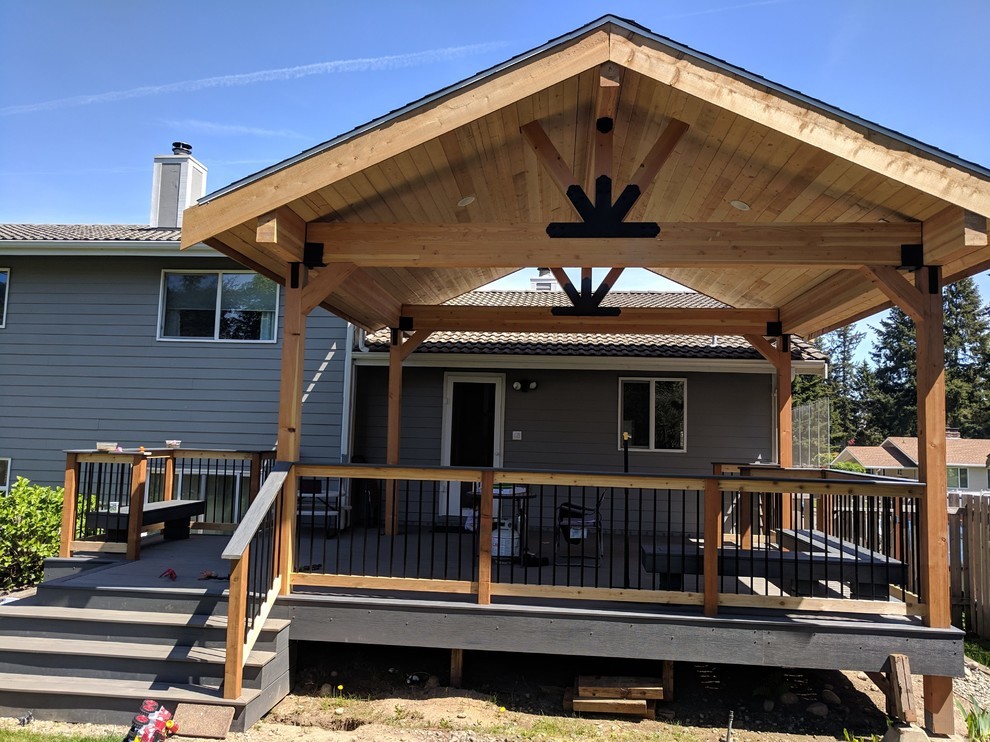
top-left (171, 142), bottom-right (193, 155)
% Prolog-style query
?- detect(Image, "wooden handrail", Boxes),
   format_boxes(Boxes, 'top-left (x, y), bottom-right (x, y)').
top-left (222, 462), bottom-right (292, 560)
top-left (293, 463), bottom-right (925, 500)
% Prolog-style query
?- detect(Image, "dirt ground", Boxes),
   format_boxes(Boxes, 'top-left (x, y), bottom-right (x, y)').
top-left (3, 643), bottom-right (986, 741)
top-left (236, 642), bottom-right (982, 741)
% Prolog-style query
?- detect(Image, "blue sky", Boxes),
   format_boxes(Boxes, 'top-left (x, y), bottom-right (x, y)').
top-left (1, 0), bottom-right (988, 358)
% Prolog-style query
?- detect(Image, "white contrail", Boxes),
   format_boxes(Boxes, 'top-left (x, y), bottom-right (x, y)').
top-left (1, 42), bottom-right (505, 117)
top-left (662, 0), bottom-right (788, 20)
top-left (162, 119), bottom-right (307, 139)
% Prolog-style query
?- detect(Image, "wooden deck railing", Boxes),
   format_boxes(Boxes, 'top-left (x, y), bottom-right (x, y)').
top-left (215, 461), bottom-right (928, 699)
top-left (283, 464), bottom-right (927, 617)
top-left (59, 448), bottom-right (274, 560)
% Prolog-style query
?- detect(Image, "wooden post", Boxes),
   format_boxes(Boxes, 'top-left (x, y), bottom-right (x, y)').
top-left (777, 336), bottom-right (793, 530)
top-left (162, 453), bottom-right (175, 502)
top-left (450, 648), bottom-right (464, 687)
top-left (248, 452), bottom-right (262, 505)
top-left (914, 265), bottom-right (954, 735)
top-left (126, 454), bottom-right (148, 561)
top-left (384, 331), bottom-right (403, 535)
top-left (224, 549), bottom-right (249, 700)
top-left (59, 453), bottom-right (79, 558)
top-left (477, 470), bottom-right (494, 605)
top-left (703, 478), bottom-right (721, 616)
top-left (277, 262), bottom-right (307, 594)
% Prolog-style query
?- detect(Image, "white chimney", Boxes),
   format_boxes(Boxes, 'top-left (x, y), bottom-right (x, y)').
top-left (530, 267), bottom-right (555, 292)
top-left (150, 142), bottom-right (207, 228)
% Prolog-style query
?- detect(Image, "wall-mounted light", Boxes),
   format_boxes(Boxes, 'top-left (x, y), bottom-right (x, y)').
top-left (512, 380), bottom-right (538, 392)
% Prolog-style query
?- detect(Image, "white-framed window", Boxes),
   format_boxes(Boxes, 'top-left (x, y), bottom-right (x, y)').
top-left (947, 467), bottom-right (969, 490)
top-left (618, 377), bottom-right (687, 452)
top-left (0, 268), bottom-right (9, 328)
top-left (158, 270), bottom-right (278, 342)
top-left (0, 458), bottom-right (10, 495)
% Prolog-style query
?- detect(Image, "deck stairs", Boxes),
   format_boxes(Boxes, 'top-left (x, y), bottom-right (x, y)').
top-left (0, 560), bottom-right (291, 732)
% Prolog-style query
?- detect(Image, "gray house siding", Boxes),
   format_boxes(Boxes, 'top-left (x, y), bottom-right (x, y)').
top-left (351, 363), bottom-right (773, 534)
top-left (0, 255), bottom-right (348, 487)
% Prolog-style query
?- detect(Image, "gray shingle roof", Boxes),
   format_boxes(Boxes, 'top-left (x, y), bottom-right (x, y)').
top-left (366, 291), bottom-right (826, 362)
top-left (0, 224), bottom-right (181, 241)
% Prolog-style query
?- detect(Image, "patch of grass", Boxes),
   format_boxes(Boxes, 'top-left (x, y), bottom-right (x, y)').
top-left (966, 636), bottom-right (990, 668)
top-left (0, 731), bottom-right (119, 742)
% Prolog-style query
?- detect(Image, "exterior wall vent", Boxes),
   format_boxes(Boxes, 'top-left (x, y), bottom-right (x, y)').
top-left (150, 142), bottom-right (207, 228)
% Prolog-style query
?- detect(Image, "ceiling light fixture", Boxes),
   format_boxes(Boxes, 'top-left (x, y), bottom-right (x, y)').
top-left (457, 195), bottom-right (476, 207)
top-left (729, 199), bottom-right (750, 211)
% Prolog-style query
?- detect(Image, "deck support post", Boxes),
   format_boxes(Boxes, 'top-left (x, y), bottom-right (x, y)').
top-left (477, 470), bottom-right (494, 605)
top-left (224, 548), bottom-right (249, 700)
top-left (703, 478), bottom-right (721, 616)
top-left (162, 453), bottom-right (175, 502)
top-left (385, 332), bottom-right (404, 535)
top-left (125, 454), bottom-right (148, 561)
top-left (913, 265), bottom-right (954, 736)
top-left (59, 453), bottom-right (79, 558)
top-left (776, 336), bottom-right (793, 530)
top-left (277, 262), bottom-right (308, 594)
top-left (450, 648), bottom-right (464, 687)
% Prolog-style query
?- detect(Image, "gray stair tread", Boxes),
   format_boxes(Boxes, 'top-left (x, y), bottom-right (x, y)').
top-left (0, 604), bottom-right (290, 632)
top-left (0, 635), bottom-right (274, 667)
top-left (0, 672), bottom-right (260, 705)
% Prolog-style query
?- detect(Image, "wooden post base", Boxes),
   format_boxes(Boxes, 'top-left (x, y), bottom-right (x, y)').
top-left (866, 654), bottom-right (917, 724)
top-left (450, 648), bottom-right (464, 688)
top-left (922, 674), bottom-right (954, 736)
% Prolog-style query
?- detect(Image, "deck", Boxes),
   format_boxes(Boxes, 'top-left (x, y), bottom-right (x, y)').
top-left (47, 534), bottom-right (962, 679)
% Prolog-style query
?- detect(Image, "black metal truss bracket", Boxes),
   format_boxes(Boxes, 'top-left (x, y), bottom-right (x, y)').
top-left (547, 175), bottom-right (660, 239)
top-left (303, 242), bottom-right (326, 268)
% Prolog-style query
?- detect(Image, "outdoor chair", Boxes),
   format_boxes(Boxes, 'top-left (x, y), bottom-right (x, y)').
top-left (555, 488), bottom-right (607, 565)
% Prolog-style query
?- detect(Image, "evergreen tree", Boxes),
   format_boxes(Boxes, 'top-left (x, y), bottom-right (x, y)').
top-left (851, 362), bottom-right (884, 445)
top-left (943, 278), bottom-right (990, 436)
top-left (868, 306), bottom-right (917, 436)
top-left (822, 325), bottom-right (866, 446)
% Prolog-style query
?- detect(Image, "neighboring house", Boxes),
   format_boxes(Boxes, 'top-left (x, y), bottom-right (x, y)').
top-left (834, 435), bottom-right (990, 492)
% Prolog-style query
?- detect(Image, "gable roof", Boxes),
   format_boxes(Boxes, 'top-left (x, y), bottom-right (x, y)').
top-left (0, 225), bottom-right (181, 241)
top-left (364, 291), bottom-right (827, 364)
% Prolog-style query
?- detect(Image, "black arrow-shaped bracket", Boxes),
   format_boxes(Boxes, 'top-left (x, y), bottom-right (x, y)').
top-left (547, 175), bottom-right (660, 239)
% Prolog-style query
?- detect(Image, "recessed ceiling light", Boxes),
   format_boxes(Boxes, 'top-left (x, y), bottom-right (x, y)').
top-left (457, 195), bottom-right (476, 207)
top-left (729, 199), bottom-right (750, 211)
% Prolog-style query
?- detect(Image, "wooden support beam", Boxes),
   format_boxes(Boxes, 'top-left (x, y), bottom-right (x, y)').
top-left (301, 263), bottom-right (357, 315)
top-left (549, 267), bottom-right (582, 306)
top-left (913, 263), bottom-right (954, 736)
top-left (450, 648), bottom-right (464, 688)
top-left (585, 62), bottom-right (623, 190)
top-left (703, 478), bottom-right (721, 616)
top-left (126, 455), bottom-right (148, 561)
top-left (401, 304), bottom-right (778, 335)
top-left (859, 266), bottom-right (926, 323)
top-left (629, 118), bottom-right (690, 194)
top-left (477, 470), bottom-right (494, 606)
top-left (743, 334), bottom-right (784, 370)
top-left (307, 222), bottom-right (920, 268)
top-left (59, 453), bottom-right (78, 558)
top-left (277, 264), bottom-right (307, 593)
top-left (520, 120), bottom-right (580, 205)
top-left (256, 207), bottom-right (306, 263)
top-left (398, 330), bottom-right (433, 361)
top-left (776, 336), bottom-right (793, 530)
top-left (384, 334), bottom-right (404, 536)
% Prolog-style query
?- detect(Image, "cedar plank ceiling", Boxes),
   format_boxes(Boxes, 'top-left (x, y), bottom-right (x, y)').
top-left (181, 17), bottom-right (990, 337)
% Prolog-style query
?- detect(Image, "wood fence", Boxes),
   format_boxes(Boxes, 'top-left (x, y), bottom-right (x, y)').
top-left (949, 492), bottom-right (990, 637)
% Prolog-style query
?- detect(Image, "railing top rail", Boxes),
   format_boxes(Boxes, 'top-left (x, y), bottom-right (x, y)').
top-left (221, 461), bottom-right (292, 561)
top-left (294, 462), bottom-right (925, 498)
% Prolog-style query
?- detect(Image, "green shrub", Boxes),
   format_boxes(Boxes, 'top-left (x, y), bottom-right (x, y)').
top-left (0, 477), bottom-right (63, 591)
top-left (958, 697), bottom-right (990, 741)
